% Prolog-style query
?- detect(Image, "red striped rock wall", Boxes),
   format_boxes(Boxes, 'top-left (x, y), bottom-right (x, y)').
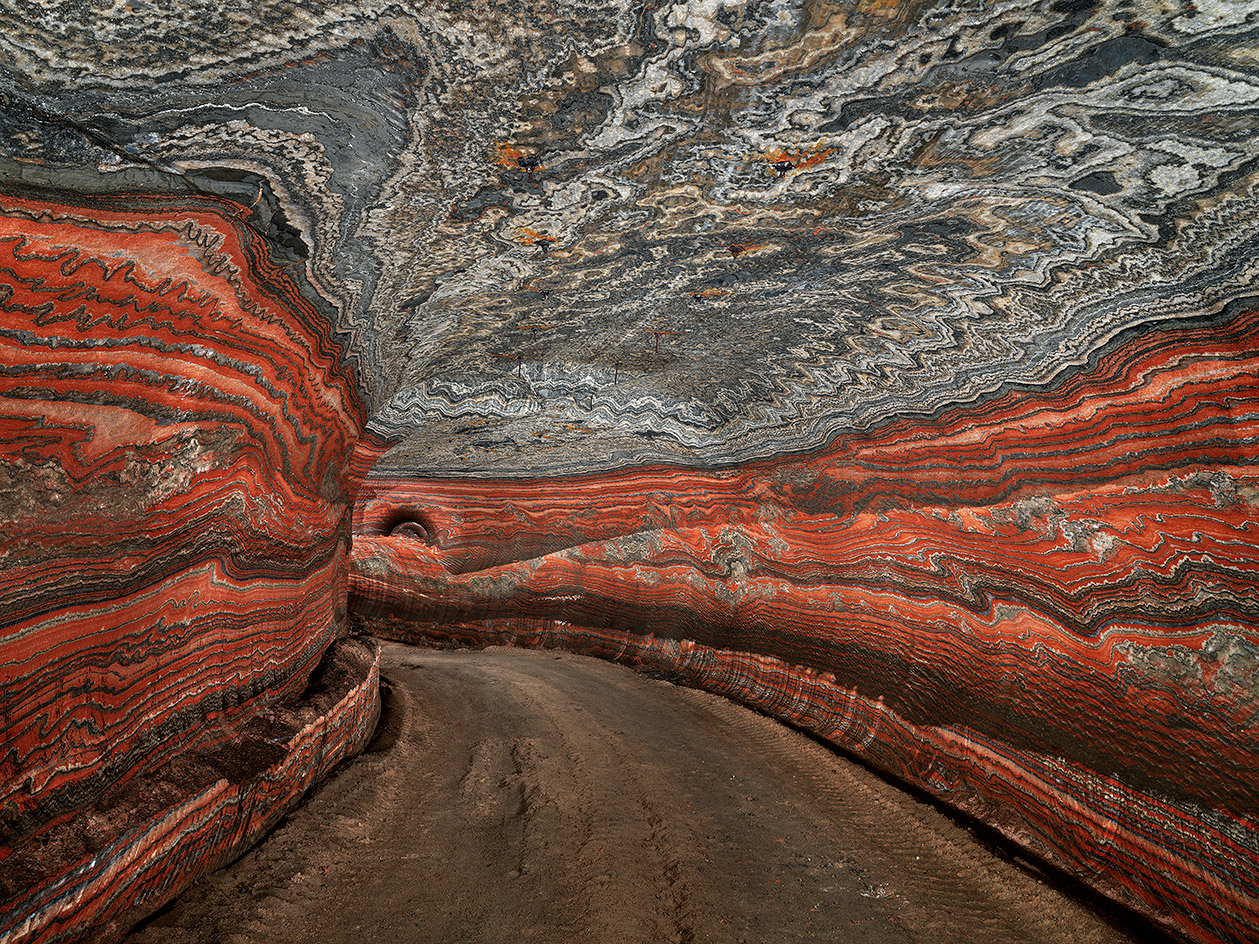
top-left (1, 639), bottom-right (378, 944)
top-left (0, 189), bottom-right (377, 943)
top-left (352, 303), bottom-right (1259, 944)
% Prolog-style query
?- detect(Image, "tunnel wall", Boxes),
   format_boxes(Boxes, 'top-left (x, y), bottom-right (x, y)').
top-left (352, 302), bottom-right (1259, 944)
top-left (0, 190), bottom-right (379, 943)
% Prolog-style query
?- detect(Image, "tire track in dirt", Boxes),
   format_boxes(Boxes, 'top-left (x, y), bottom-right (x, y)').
top-left (126, 645), bottom-right (1167, 944)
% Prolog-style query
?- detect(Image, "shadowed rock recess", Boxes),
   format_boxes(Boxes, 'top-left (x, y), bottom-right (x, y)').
top-left (0, 0), bottom-right (1256, 941)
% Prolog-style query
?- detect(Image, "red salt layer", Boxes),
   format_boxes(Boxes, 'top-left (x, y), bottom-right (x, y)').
top-left (352, 305), bottom-right (1259, 944)
top-left (0, 190), bottom-right (373, 943)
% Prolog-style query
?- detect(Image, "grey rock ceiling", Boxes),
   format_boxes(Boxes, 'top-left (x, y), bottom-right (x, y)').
top-left (2, 0), bottom-right (1257, 477)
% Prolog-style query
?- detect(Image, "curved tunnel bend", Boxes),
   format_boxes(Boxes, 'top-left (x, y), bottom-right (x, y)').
top-left (2, 1), bottom-right (1258, 942)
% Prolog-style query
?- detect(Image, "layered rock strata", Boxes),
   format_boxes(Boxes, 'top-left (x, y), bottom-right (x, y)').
top-left (0, 189), bottom-right (375, 943)
top-left (2, 0), bottom-right (1259, 941)
top-left (0, 639), bottom-right (378, 944)
top-left (352, 301), bottom-right (1259, 944)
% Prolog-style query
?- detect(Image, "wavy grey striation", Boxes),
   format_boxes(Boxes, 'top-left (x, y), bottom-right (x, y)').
top-left (3, 0), bottom-right (1257, 470)
top-left (366, 0), bottom-right (1259, 474)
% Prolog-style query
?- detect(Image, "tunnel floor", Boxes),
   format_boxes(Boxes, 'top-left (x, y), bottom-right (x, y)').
top-left (126, 644), bottom-right (1153, 944)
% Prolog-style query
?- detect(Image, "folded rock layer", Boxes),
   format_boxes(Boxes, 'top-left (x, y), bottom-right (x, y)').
top-left (3, 0), bottom-right (1259, 941)
top-left (352, 301), bottom-right (1259, 944)
top-left (0, 189), bottom-right (374, 943)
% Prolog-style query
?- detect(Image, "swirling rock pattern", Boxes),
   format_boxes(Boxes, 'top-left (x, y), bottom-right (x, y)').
top-left (353, 302), bottom-right (1259, 944)
top-left (363, 0), bottom-right (1259, 476)
top-left (0, 187), bottom-right (370, 943)
top-left (3, 0), bottom-right (1259, 941)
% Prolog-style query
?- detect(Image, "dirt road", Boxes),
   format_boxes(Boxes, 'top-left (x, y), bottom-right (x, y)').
top-left (127, 644), bottom-right (1163, 943)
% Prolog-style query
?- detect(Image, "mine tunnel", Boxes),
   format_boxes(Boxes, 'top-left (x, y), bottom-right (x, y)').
top-left (1, 0), bottom-right (1257, 942)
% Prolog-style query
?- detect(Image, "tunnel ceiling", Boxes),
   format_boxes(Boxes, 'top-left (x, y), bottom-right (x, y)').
top-left (4, 0), bottom-right (1255, 476)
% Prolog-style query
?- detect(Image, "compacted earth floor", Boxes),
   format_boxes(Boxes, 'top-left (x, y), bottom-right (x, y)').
top-left (127, 643), bottom-right (1172, 944)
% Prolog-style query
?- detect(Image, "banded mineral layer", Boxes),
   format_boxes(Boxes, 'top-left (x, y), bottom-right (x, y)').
top-left (354, 301), bottom-right (1259, 944)
top-left (2, 0), bottom-right (1258, 942)
top-left (0, 188), bottom-right (379, 942)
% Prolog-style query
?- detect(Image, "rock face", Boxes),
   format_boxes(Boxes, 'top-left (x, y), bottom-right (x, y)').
top-left (2, 0), bottom-right (1258, 942)
top-left (0, 187), bottom-right (379, 941)
top-left (352, 301), bottom-right (1259, 944)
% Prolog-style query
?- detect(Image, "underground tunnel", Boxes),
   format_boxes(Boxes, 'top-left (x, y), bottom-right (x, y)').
top-left (0, 0), bottom-right (1257, 941)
